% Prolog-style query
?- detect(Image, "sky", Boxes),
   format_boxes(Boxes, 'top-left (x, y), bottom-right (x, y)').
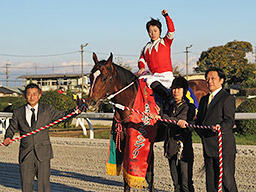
top-left (0, 0), bottom-right (255, 86)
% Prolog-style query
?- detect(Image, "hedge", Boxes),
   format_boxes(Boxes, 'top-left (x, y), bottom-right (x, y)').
top-left (11, 90), bottom-right (76, 128)
top-left (235, 97), bottom-right (256, 135)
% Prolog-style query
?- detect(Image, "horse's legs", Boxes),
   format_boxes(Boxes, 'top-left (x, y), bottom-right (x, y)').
top-left (146, 151), bottom-right (155, 192)
top-left (123, 179), bottom-right (130, 192)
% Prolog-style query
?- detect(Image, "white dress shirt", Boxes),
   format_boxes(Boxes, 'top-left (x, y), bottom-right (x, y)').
top-left (26, 103), bottom-right (39, 127)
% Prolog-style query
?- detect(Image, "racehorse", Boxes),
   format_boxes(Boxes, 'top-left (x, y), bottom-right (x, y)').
top-left (188, 79), bottom-right (209, 103)
top-left (86, 53), bottom-right (208, 192)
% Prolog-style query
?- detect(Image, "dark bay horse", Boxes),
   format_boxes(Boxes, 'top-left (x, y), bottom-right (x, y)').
top-left (86, 53), bottom-right (208, 191)
top-left (188, 79), bottom-right (209, 103)
top-left (87, 53), bottom-right (141, 191)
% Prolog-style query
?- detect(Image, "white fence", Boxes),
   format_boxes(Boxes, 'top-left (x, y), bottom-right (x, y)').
top-left (0, 112), bottom-right (114, 139)
top-left (0, 112), bottom-right (255, 139)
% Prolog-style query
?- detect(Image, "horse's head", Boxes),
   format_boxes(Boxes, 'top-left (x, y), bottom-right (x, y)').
top-left (87, 53), bottom-right (116, 111)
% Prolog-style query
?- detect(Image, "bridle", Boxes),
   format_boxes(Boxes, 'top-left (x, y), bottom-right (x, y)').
top-left (91, 64), bottom-right (136, 104)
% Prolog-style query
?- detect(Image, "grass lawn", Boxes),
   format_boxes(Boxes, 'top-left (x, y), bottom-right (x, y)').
top-left (192, 131), bottom-right (256, 145)
top-left (233, 133), bottom-right (256, 145)
top-left (50, 126), bottom-right (256, 145)
top-left (0, 97), bottom-right (19, 111)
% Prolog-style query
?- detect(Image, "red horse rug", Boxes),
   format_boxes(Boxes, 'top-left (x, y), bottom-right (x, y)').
top-left (106, 79), bottom-right (158, 188)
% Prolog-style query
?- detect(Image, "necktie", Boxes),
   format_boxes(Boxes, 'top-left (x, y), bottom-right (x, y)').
top-left (208, 93), bottom-right (213, 105)
top-left (31, 108), bottom-right (36, 127)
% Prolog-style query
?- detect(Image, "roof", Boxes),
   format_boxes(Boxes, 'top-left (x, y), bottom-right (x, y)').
top-left (0, 86), bottom-right (23, 94)
top-left (18, 73), bottom-right (89, 79)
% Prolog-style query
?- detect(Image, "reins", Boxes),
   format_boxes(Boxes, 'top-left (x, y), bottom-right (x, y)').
top-left (106, 81), bottom-right (135, 100)
top-left (100, 64), bottom-right (137, 102)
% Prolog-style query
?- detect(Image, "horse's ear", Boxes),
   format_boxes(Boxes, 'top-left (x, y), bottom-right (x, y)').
top-left (92, 52), bottom-right (98, 64)
top-left (106, 53), bottom-right (113, 66)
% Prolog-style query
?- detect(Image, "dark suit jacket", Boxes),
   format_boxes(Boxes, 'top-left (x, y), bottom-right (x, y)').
top-left (5, 103), bottom-right (67, 163)
top-left (195, 89), bottom-right (236, 157)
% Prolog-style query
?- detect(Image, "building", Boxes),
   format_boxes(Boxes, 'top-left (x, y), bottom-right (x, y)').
top-left (0, 86), bottom-right (23, 97)
top-left (174, 73), bottom-right (205, 80)
top-left (186, 73), bottom-right (205, 81)
top-left (18, 73), bottom-right (90, 93)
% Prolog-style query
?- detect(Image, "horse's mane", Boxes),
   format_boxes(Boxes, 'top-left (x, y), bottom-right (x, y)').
top-left (92, 60), bottom-right (137, 86)
top-left (112, 63), bottom-right (137, 86)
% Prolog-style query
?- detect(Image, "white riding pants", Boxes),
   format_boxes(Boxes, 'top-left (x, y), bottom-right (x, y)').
top-left (139, 71), bottom-right (174, 89)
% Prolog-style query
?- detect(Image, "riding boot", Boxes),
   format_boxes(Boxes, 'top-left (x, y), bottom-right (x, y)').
top-left (151, 81), bottom-right (172, 102)
top-left (151, 81), bottom-right (174, 114)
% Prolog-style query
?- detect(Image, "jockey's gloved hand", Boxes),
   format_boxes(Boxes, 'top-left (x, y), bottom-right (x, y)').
top-left (76, 98), bottom-right (87, 112)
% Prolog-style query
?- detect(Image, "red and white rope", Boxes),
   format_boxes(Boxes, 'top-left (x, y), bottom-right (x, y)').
top-left (109, 101), bottom-right (213, 129)
top-left (0, 109), bottom-right (79, 147)
top-left (218, 127), bottom-right (223, 192)
top-left (109, 101), bottom-right (223, 191)
top-left (1, 101), bottom-right (223, 191)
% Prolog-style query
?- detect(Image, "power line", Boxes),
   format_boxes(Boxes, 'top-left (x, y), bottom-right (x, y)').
top-left (86, 50), bottom-right (139, 58)
top-left (173, 51), bottom-right (185, 55)
top-left (0, 51), bottom-right (79, 57)
top-left (189, 51), bottom-right (200, 55)
top-left (0, 49), bottom-right (138, 58)
top-left (0, 79), bottom-right (24, 82)
top-left (87, 50), bottom-right (185, 58)
top-left (0, 49), bottom-right (186, 59)
top-left (0, 64), bottom-right (82, 69)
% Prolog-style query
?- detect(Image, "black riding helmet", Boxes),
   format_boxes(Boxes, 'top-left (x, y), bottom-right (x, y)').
top-left (171, 76), bottom-right (188, 90)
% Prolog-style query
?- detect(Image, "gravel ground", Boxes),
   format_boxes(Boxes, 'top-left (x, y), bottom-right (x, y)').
top-left (0, 136), bottom-right (255, 192)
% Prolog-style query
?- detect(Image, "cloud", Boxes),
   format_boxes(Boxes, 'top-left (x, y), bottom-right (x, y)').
top-left (61, 60), bottom-right (79, 66)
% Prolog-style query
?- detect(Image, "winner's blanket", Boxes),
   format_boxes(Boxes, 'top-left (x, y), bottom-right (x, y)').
top-left (106, 79), bottom-right (158, 189)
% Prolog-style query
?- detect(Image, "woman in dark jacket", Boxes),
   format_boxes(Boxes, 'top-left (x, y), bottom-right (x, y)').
top-left (154, 76), bottom-right (196, 192)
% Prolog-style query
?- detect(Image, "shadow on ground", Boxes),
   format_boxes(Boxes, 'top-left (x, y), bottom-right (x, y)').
top-left (0, 162), bottom-right (122, 192)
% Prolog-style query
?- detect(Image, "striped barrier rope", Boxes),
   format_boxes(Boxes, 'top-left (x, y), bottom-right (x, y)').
top-left (218, 127), bottom-right (223, 192)
top-left (0, 109), bottom-right (80, 147)
top-left (109, 101), bottom-right (223, 191)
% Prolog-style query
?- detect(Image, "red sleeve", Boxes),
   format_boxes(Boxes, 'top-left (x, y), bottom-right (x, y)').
top-left (164, 15), bottom-right (175, 44)
top-left (138, 50), bottom-right (146, 69)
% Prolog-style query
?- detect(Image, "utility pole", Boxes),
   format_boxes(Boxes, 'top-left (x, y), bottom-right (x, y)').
top-left (80, 43), bottom-right (88, 93)
top-left (185, 45), bottom-right (192, 80)
top-left (5, 63), bottom-right (11, 86)
top-left (34, 63), bottom-right (37, 74)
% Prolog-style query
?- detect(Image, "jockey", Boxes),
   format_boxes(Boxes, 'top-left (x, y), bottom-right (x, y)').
top-left (137, 9), bottom-right (175, 101)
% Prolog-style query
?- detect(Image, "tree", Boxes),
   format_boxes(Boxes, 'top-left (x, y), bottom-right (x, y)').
top-left (194, 41), bottom-right (254, 85)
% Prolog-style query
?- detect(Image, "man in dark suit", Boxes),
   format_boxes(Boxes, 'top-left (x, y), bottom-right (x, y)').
top-left (3, 83), bottom-right (84, 192)
top-left (194, 67), bottom-right (238, 192)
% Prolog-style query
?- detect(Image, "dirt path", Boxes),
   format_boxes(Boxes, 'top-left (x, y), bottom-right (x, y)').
top-left (0, 137), bottom-right (255, 192)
